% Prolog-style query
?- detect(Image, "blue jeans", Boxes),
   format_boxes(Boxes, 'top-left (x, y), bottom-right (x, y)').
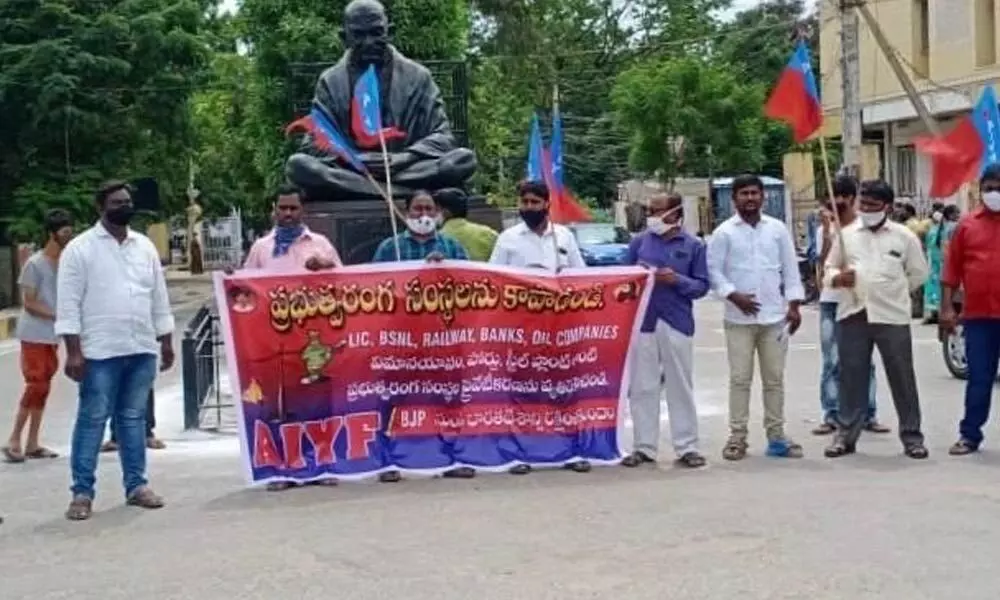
top-left (819, 303), bottom-right (877, 424)
top-left (959, 320), bottom-right (1000, 446)
top-left (70, 354), bottom-right (158, 499)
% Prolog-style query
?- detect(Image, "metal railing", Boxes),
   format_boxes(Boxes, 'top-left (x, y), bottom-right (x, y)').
top-left (181, 303), bottom-right (231, 430)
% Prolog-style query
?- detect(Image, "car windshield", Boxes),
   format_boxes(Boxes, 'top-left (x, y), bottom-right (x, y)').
top-left (572, 224), bottom-right (619, 245)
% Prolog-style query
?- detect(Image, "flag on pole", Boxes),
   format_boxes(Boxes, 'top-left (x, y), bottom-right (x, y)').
top-left (764, 40), bottom-right (823, 143)
top-left (286, 107), bottom-right (365, 172)
top-left (544, 112), bottom-right (590, 223)
top-left (526, 113), bottom-right (545, 182)
top-left (351, 64), bottom-right (406, 150)
top-left (916, 86), bottom-right (1000, 197)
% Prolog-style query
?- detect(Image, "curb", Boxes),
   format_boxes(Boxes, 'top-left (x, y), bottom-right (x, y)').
top-left (0, 312), bottom-right (16, 342)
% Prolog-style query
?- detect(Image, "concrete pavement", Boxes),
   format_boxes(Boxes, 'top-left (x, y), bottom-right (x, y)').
top-left (2, 300), bottom-right (1000, 600)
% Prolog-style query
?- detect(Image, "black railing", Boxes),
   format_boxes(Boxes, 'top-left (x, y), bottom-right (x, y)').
top-left (181, 304), bottom-right (231, 430)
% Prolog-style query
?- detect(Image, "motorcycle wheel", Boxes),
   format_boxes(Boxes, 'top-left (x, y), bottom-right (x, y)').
top-left (943, 323), bottom-right (968, 380)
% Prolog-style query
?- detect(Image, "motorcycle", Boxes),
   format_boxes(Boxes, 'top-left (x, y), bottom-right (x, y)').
top-left (797, 250), bottom-right (820, 304)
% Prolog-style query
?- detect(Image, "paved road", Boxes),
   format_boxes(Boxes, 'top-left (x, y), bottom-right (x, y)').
top-left (2, 301), bottom-right (1000, 600)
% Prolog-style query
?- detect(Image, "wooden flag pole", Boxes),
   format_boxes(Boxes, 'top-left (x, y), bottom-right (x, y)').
top-left (377, 128), bottom-right (402, 261)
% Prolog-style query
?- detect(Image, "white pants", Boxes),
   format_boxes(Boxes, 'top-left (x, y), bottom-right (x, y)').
top-left (628, 321), bottom-right (699, 458)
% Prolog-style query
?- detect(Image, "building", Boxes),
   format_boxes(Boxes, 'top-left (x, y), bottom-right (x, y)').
top-left (819, 0), bottom-right (1000, 208)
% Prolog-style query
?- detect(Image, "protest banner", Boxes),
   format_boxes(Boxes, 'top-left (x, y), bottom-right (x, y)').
top-left (215, 261), bottom-right (652, 484)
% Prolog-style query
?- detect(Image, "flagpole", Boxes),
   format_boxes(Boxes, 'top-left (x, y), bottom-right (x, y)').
top-left (549, 82), bottom-right (562, 273)
top-left (377, 128), bottom-right (402, 261)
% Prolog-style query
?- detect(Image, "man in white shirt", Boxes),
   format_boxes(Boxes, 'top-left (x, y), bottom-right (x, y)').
top-left (707, 174), bottom-right (805, 460)
top-left (56, 181), bottom-right (175, 520)
top-left (489, 179), bottom-right (587, 475)
top-left (813, 177), bottom-right (887, 436)
top-left (823, 179), bottom-right (929, 459)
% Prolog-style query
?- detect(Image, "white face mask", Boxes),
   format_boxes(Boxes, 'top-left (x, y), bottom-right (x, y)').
top-left (859, 210), bottom-right (887, 229)
top-left (984, 191), bottom-right (1000, 211)
top-left (407, 215), bottom-right (437, 236)
top-left (646, 216), bottom-right (669, 235)
top-left (932, 211), bottom-right (943, 222)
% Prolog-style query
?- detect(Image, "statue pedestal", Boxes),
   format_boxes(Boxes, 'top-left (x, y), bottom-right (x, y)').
top-left (304, 197), bottom-right (502, 265)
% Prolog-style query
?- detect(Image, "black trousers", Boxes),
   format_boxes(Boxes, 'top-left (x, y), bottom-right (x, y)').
top-left (109, 389), bottom-right (155, 442)
top-left (836, 311), bottom-right (923, 447)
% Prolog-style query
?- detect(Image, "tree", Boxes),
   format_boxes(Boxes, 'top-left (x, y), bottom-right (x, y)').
top-left (612, 55), bottom-right (768, 185)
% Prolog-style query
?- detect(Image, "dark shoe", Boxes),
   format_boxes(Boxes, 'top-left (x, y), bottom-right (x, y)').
top-left (722, 436), bottom-right (749, 461)
top-left (949, 439), bottom-right (979, 456)
top-left (100, 441), bottom-right (117, 453)
top-left (864, 420), bottom-right (891, 434)
top-left (126, 486), bottom-right (165, 509)
top-left (676, 452), bottom-right (707, 468)
top-left (266, 481), bottom-right (295, 492)
top-left (824, 439), bottom-right (856, 458)
top-left (904, 444), bottom-right (929, 459)
top-left (564, 460), bottom-right (591, 473)
top-left (442, 467), bottom-right (476, 479)
top-left (378, 470), bottom-right (402, 483)
top-left (146, 437), bottom-right (166, 450)
top-left (509, 464), bottom-right (531, 475)
top-left (811, 422), bottom-right (837, 436)
top-left (65, 495), bottom-right (93, 521)
top-left (305, 478), bottom-right (338, 486)
top-left (621, 451), bottom-right (655, 468)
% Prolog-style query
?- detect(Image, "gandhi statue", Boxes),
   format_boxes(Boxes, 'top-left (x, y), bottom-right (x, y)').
top-left (285, 0), bottom-right (478, 201)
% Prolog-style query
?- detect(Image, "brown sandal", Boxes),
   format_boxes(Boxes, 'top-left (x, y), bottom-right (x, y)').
top-left (2, 446), bottom-right (25, 464)
top-left (65, 496), bottom-right (93, 521)
top-left (146, 437), bottom-right (167, 450)
top-left (621, 452), bottom-right (655, 468)
top-left (126, 486), bottom-right (165, 509)
top-left (722, 438), bottom-right (748, 461)
top-left (24, 447), bottom-right (59, 459)
top-left (949, 439), bottom-right (978, 455)
top-left (812, 423), bottom-right (836, 435)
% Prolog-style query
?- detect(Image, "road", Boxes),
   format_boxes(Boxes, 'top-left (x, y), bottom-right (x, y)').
top-left (2, 300), bottom-right (1000, 600)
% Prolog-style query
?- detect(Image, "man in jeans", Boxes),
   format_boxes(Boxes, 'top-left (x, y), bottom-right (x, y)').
top-left (3, 210), bottom-right (74, 463)
top-left (56, 181), bottom-right (175, 520)
top-left (812, 176), bottom-right (889, 436)
top-left (707, 174), bottom-right (805, 460)
top-left (101, 389), bottom-right (163, 453)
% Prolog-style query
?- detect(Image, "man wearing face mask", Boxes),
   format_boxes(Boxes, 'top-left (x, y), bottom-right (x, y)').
top-left (490, 179), bottom-right (587, 475)
top-left (812, 176), bottom-right (887, 436)
top-left (56, 181), bottom-right (176, 520)
top-left (622, 193), bottom-right (710, 469)
top-left (941, 165), bottom-right (1000, 455)
top-left (823, 179), bottom-right (929, 459)
top-left (3, 210), bottom-right (74, 465)
top-left (372, 190), bottom-right (469, 483)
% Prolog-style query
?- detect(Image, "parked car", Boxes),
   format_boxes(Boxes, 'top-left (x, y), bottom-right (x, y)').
top-left (568, 223), bottom-right (632, 266)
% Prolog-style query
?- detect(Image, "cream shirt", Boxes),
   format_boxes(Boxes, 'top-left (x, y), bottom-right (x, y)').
top-left (823, 219), bottom-right (929, 324)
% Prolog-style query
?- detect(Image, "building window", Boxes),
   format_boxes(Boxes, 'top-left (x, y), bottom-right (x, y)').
top-left (912, 0), bottom-right (930, 76)
top-left (976, 0), bottom-right (997, 67)
top-left (896, 146), bottom-right (917, 197)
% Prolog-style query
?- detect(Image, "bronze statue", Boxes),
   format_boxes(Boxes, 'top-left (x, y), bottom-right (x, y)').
top-left (285, 0), bottom-right (478, 201)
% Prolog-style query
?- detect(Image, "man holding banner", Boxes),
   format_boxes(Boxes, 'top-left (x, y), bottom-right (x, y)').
top-left (622, 193), bottom-right (709, 469)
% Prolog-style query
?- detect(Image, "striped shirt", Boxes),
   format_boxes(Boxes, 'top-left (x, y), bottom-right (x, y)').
top-left (372, 231), bottom-right (469, 262)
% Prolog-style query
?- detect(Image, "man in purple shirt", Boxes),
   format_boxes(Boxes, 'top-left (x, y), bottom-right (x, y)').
top-left (622, 193), bottom-right (711, 469)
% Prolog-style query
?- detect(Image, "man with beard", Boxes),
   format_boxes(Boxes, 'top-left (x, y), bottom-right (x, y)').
top-left (812, 176), bottom-right (888, 436)
top-left (3, 210), bottom-right (74, 464)
top-left (57, 181), bottom-right (175, 520)
top-left (285, 0), bottom-right (477, 200)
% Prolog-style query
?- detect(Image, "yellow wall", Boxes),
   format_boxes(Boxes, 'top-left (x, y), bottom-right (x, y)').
top-left (146, 222), bottom-right (170, 264)
top-left (821, 0), bottom-right (1000, 114)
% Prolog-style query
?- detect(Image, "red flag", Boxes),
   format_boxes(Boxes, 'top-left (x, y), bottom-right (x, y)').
top-left (915, 117), bottom-right (984, 198)
top-left (541, 148), bottom-right (590, 223)
top-left (765, 41), bottom-right (823, 143)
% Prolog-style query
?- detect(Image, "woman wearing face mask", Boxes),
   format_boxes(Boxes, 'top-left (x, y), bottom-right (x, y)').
top-left (922, 202), bottom-right (947, 324)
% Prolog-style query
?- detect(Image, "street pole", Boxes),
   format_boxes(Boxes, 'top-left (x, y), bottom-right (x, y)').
top-left (839, 0), bottom-right (863, 179)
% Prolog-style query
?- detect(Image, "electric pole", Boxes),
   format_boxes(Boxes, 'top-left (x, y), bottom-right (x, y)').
top-left (840, 0), bottom-right (863, 179)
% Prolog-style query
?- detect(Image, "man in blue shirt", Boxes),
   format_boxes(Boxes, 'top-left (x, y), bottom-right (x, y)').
top-left (622, 193), bottom-right (710, 469)
top-left (372, 191), bottom-right (469, 263)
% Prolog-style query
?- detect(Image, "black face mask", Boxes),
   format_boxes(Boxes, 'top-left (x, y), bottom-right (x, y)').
top-left (105, 206), bottom-right (135, 227)
top-left (519, 208), bottom-right (548, 229)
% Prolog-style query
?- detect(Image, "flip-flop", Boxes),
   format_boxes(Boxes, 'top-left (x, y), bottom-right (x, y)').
top-left (24, 447), bottom-right (59, 459)
top-left (2, 447), bottom-right (25, 464)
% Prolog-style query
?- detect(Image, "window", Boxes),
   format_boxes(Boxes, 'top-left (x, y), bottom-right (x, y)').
top-left (896, 146), bottom-right (917, 197)
top-left (976, 0), bottom-right (997, 67)
top-left (912, 0), bottom-right (930, 76)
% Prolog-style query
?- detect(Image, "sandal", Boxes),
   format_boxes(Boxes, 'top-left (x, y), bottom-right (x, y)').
top-left (65, 496), bottom-right (93, 521)
top-left (767, 438), bottom-right (804, 458)
top-left (864, 421), bottom-right (892, 434)
top-left (949, 439), bottom-right (978, 456)
top-left (677, 452), bottom-right (707, 468)
top-left (24, 447), bottom-right (59, 459)
top-left (378, 470), bottom-right (402, 483)
top-left (2, 446), bottom-right (25, 464)
top-left (126, 486), bottom-right (165, 509)
top-left (266, 481), bottom-right (295, 492)
top-left (722, 437), bottom-right (748, 461)
top-left (509, 464), bottom-right (531, 475)
top-left (564, 460), bottom-right (591, 473)
top-left (824, 439), bottom-right (856, 458)
top-left (904, 444), bottom-right (929, 460)
top-left (621, 451), bottom-right (655, 468)
top-left (146, 437), bottom-right (167, 450)
top-left (442, 467), bottom-right (476, 479)
top-left (811, 422), bottom-right (836, 435)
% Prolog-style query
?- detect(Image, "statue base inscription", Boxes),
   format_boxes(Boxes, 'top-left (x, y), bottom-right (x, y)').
top-left (304, 196), bottom-right (502, 265)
